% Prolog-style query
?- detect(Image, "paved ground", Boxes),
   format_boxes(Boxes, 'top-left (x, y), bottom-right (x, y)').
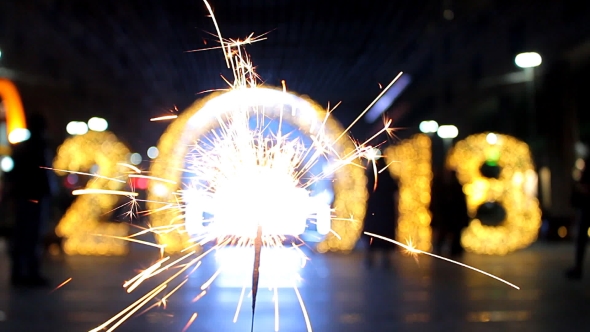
top-left (0, 239), bottom-right (589, 332)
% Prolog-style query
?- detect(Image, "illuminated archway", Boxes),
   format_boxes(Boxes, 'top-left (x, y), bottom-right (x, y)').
top-left (148, 88), bottom-right (367, 253)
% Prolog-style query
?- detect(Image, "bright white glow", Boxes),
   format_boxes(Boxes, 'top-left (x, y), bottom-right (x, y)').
top-left (215, 246), bottom-right (305, 288)
top-left (525, 169), bottom-right (539, 198)
top-left (147, 146), bottom-right (159, 159)
top-left (87, 117), bottom-right (108, 132)
top-left (363, 147), bottom-right (382, 160)
top-left (512, 171), bottom-right (524, 186)
top-left (486, 133), bottom-right (498, 145)
top-left (419, 120), bottom-right (439, 133)
top-left (210, 166), bottom-right (310, 237)
top-left (437, 125), bottom-right (458, 139)
top-left (182, 189), bottom-right (209, 236)
top-left (515, 52), bottom-right (542, 68)
top-left (0, 156), bottom-right (14, 172)
top-left (65, 122), bottom-right (78, 135)
top-left (150, 183), bottom-right (169, 197)
top-left (66, 121), bottom-right (88, 135)
top-left (182, 87), bottom-right (339, 241)
top-left (8, 128), bottom-right (30, 143)
top-left (187, 88), bottom-right (323, 131)
top-left (129, 153), bottom-right (142, 165)
top-left (575, 142), bottom-right (588, 158)
top-left (316, 203), bottom-right (331, 235)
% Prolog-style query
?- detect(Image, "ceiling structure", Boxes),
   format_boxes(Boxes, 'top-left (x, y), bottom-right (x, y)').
top-left (0, 0), bottom-right (589, 151)
top-left (0, 0), bottom-right (444, 147)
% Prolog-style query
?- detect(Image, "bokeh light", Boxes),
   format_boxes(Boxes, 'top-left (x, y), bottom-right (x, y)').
top-left (0, 155), bottom-right (14, 172)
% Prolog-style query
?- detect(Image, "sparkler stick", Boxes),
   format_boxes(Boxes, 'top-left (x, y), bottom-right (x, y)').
top-left (251, 224), bottom-right (263, 332)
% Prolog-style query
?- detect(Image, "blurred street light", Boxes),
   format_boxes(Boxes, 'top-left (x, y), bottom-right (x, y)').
top-left (419, 120), bottom-right (439, 133)
top-left (129, 152), bottom-right (142, 165)
top-left (437, 125), bottom-right (458, 139)
top-left (7, 128), bottom-right (30, 144)
top-left (1, 156), bottom-right (14, 172)
top-left (66, 121), bottom-right (88, 135)
top-left (515, 52), bottom-right (542, 151)
top-left (147, 146), bottom-right (159, 159)
top-left (486, 132), bottom-right (498, 145)
top-left (87, 117), bottom-right (108, 132)
top-left (515, 52), bottom-right (542, 68)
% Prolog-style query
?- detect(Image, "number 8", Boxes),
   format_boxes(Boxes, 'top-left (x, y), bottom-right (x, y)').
top-left (446, 133), bottom-right (541, 255)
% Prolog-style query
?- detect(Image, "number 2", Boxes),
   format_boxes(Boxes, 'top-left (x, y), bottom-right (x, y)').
top-left (53, 131), bottom-right (131, 255)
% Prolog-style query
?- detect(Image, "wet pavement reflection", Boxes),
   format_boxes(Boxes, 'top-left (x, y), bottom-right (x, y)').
top-left (0, 242), bottom-right (588, 331)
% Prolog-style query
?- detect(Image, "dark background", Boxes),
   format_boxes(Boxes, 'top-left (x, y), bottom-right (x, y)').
top-left (1, 0), bottom-right (590, 220)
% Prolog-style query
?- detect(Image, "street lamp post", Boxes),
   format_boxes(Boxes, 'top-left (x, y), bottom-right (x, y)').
top-left (515, 52), bottom-right (548, 209)
top-left (515, 52), bottom-right (542, 143)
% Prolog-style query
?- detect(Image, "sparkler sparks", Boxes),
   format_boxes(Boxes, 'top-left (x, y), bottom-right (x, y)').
top-left (49, 277), bottom-right (73, 294)
top-left (60, 2), bottom-right (519, 331)
top-left (150, 115), bottom-right (178, 122)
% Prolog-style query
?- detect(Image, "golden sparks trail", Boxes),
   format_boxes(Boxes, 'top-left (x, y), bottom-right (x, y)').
top-left (150, 115), bottom-right (178, 122)
top-left (65, 1), bottom-right (520, 331)
top-left (364, 232), bottom-right (520, 290)
top-left (49, 277), bottom-right (73, 294)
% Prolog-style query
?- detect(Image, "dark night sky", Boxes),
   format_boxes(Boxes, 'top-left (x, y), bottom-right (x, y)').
top-left (1, 0), bottom-right (589, 154)
top-left (1, 0), bottom-right (438, 151)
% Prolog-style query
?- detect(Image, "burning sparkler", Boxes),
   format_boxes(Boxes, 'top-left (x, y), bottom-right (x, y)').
top-left (56, 1), bottom-right (520, 331)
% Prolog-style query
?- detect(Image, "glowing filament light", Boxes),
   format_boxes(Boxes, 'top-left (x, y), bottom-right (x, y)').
top-left (150, 86), bottom-right (367, 253)
top-left (180, 87), bottom-right (349, 242)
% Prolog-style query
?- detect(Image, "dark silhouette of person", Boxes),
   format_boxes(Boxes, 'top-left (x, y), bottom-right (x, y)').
top-left (566, 156), bottom-right (590, 280)
top-left (5, 113), bottom-right (55, 287)
top-left (430, 170), bottom-right (446, 254)
top-left (362, 156), bottom-right (399, 268)
top-left (432, 170), bottom-right (469, 257)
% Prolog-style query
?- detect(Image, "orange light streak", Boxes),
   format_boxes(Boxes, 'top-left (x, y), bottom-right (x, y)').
top-left (49, 277), bottom-right (73, 294)
top-left (181, 313), bottom-right (198, 332)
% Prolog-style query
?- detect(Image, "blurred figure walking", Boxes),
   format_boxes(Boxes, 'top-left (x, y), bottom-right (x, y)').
top-left (566, 156), bottom-right (590, 280)
top-left (363, 156), bottom-right (399, 268)
top-left (5, 113), bottom-right (55, 287)
top-left (432, 170), bottom-right (469, 258)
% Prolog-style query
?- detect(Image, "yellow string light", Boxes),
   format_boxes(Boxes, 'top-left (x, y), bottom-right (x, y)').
top-left (446, 133), bottom-right (541, 255)
top-left (384, 134), bottom-right (433, 251)
top-left (53, 131), bottom-right (131, 256)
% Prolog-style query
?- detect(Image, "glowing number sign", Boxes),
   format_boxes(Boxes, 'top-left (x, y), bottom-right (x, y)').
top-left (446, 133), bottom-right (541, 255)
top-left (148, 88), bottom-right (367, 253)
top-left (53, 131), bottom-right (131, 255)
top-left (384, 134), bottom-right (433, 251)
